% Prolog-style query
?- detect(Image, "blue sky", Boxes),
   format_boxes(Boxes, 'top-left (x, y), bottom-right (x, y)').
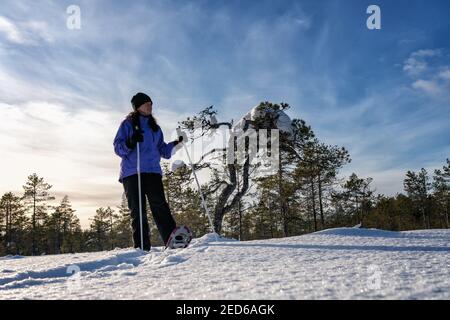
top-left (0, 0), bottom-right (449, 227)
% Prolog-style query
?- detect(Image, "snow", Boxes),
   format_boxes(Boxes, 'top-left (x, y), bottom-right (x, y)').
top-left (170, 159), bottom-right (186, 172)
top-left (232, 105), bottom-right (293, 135)
top-left (0, 228), bottom-right (449, 300)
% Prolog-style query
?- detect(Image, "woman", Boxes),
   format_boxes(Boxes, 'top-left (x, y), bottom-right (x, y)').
top-left (113, 92), bottom-right (182, 251)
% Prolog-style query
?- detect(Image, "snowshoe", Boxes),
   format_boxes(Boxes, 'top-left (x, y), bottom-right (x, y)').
top-left (165, 225), bottom-right (193, 249)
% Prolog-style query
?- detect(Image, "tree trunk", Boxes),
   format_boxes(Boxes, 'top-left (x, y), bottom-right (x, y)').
top-left (361, 199), bottom-right (365, 228)
top-left (445, 208), bottom-right (449, 229)
top-left (57, 223), bottom-right (62, 254)
top-left (238, 200), bottom-right (242, 241)
top-left (5, 202), bottom-right (10, 250)
top-left (310, 177), bottom-right (317, 232)
top-left (212, 119), bottom-right (253, 235)
top-left (236, 170), bottom-right (242, 241)
top-left (318, 175), bottom-right (325, 229)
top-left (421, 206), bottom-right (427, 230)
top-left (445, 197), bottom-right (449, 229)
top-left (214, 157), bottom-right (250, 234)
top-left (32, 192), bottom-right (36, 256)
top-left (355, 195), bottom-right (360, 225)
top-left (278, 151), bottom-right (288, 237)
top-left (110, 214), bottom-right (114, 250)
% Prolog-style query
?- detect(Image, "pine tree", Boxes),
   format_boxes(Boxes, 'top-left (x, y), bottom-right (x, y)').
top-left (46, 196), bottom-right (79, 254)
top-left (0, 192), bottom-right (29, 255)
top-left (364, 193), bottom-right (416, 231)
top-left (0, 202), bottom-right (4, 256)
top-left (106, 207), bottom-right (117, 250)
top-left (178, 102), bottom-right (314, 235)
top-left (22, 173), bottom-right (55, 255)
top-left (292, 144), bottom-right (322, 232)
top-left (113, 193), bottom-right (133, 248)
top-left (251, 174), bottom-right (283, 238)
top-left (88, 207), bottom-right (115, 251)
top-left (163, 162), bottom-right (209, 239)
top-left (314, 143), bottom-right (350, 229)
top-left (61, 214), bottom-right (82, 254)
top-left (404, 168), bottom-right (432, 229)
top-left (341, 173), bottom-right (374, 227)
top-left (432, 159), bottom-right (449, 228)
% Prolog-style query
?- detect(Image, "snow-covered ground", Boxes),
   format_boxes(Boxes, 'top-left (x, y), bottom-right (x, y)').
top-left (0, 228), bottom-right (449, 300)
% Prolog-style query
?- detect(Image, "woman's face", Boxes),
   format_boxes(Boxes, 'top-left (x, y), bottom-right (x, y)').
top-left (138, 101), bottom-right (153, 116)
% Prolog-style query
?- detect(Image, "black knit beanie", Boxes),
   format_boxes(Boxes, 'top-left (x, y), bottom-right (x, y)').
top-left (131, 92), bottom-right (152, 111)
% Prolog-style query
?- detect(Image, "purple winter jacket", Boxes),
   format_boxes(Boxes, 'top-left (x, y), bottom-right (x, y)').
top-left (113, 115), bottom-right (175, 183)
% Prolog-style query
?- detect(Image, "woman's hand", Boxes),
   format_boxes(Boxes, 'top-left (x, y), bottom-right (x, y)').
top-left (173, 136), bottom-right (184, 146)
top-left (126, 130), bottom-right (144, 150)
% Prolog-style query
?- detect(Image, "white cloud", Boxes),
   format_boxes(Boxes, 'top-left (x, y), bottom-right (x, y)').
top-left (439, 68), bottom-right (450, 81)
top-left (403, 49), bottom-right (441, 76)
top-left (412, 79), bottom-right (441, 95)
top-left (22, 20), bottom-right (54, 43)
top-left (403, 57), bottom-right (427, 76)
top-left (403, 49), bottom-right (450, 97)
top-left (0, 67), bottom-right (105, 108)
top-left (0, 15), bottom-right (54, 45)
top-left (0, 16), bottom-right (25, 44)
top-left (411, 49), bottom-right (441, 58)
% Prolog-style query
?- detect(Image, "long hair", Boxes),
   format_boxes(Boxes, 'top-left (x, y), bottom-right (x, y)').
top-left (126, 111), bottom-right (159, 132)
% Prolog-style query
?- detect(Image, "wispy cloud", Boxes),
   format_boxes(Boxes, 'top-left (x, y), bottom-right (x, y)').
top-left (412, 79), bottom-right (441, 95)
top-left (403, 49), bottom-right (441, 76)
top-left (0, 15), bottom-right (54, 45)
top-left (402, 48), bottom-right (450, 97)
top-left (0, 16), bottom-right (23, 43)
top-left (439, 68), bottom-right (450, 80)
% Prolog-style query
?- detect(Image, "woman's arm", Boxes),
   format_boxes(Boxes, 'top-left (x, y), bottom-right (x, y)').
top-left (157, 129), bottom-right (175, 159)
top-left (113, 120), bottom-right (133, 157)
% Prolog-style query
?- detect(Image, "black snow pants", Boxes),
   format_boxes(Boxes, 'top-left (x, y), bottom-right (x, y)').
top-left (122, 173), bottom-right (176, 251)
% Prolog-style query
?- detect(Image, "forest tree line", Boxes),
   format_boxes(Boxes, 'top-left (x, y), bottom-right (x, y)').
top-left (0, 102), bottom-right (448, 256)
